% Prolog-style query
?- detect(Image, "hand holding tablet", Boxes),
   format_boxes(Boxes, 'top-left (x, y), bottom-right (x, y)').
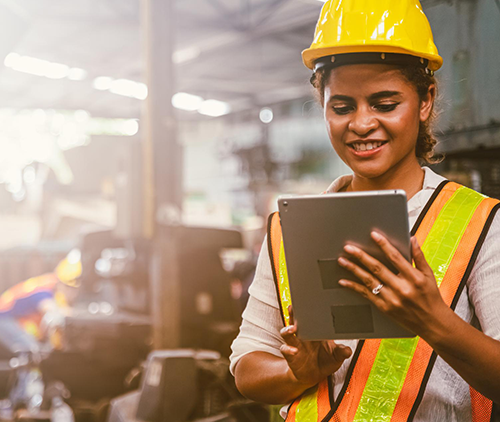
top-left (278, 190), bottom-right (415, 340)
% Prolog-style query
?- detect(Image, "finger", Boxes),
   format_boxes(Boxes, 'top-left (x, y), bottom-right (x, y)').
top-left (288, 305), bottom-right (295, 326)
top-left (280, 344), bottom-right (299, 358)
top-left (338, 279), bottom-right (385, 307)
top-left (411, 237), bottom-right (433, 277)
top-left (280, 324), bottom-right (301, 348)
top-left (327, 341), bottom-right (353, 360)
top-left (370, 231), bottom-right (414, 277)
top-left (338, 256), bottom-right (385, 291)
top-left (342, 245), bottom-right (398, 289)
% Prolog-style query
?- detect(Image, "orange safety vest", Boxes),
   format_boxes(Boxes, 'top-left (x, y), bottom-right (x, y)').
top-left (0, 273), bottom-right (59, 338)
top-left (267, 181), bottom-right (499, 422)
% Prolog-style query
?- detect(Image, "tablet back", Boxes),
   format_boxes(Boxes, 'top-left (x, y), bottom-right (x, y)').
top-left (278, 190), bottom-right (414, 340)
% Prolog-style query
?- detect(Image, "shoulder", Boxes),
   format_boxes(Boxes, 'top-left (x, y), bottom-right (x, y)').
top-left (467, 209), bottom-right (500, 339)
top-left (247, 238), bottom-right (281, 308)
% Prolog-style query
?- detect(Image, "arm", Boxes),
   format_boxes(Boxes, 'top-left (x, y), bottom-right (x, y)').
top-left (231, 239), bottom-right (351, 405)
top-left (234, 351), bottom-right (314, 405)
top-left (339, 233), bottom-right (500, 403)
top-left (422, 306), bottom-right (500, 403)
top-left (234, 320), bottom-right (352, 405)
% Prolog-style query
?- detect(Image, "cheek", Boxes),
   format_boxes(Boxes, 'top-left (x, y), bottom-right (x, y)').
top-left (383, 106), bottom-right (420, 143)
top-left (325, 113), bottom-right (348, 146)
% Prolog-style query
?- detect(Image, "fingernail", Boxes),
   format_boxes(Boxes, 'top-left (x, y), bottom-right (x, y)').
top-left (371, 231), bottom-right (383, 241)
top-left (344, 245), bottom-right (357, 254)
top-left (338, 279), bottom-right (347, 286)
top-left (338, 257), bottom-right (348, 266)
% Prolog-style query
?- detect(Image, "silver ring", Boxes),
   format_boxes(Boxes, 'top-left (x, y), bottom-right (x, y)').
top-left (372, 283), bottom-right (384, 295)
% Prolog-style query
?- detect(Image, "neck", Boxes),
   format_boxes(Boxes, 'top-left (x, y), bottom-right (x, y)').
top-left (348, 157), bottom-right (425, 200)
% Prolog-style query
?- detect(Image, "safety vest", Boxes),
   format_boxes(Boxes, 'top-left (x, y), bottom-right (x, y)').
top-left (267, 181), bottom-right (499, 422)
top-left (0, 273), bottom-right (59, 338)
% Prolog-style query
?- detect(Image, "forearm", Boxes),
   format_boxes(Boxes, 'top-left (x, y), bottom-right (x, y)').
top-left (234, 351), bottom-right (313, 405)
top-left (423, 306), bottom-right (500, 403)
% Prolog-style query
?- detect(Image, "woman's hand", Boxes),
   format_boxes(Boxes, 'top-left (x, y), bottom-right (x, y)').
top-left (337, 232), bottom-right (449, 338)
top-left (280, 307), bottom-right (352, 388)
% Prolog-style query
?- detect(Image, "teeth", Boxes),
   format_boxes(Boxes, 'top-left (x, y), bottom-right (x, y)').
top-left (351, 142), bottom-right (384, 152)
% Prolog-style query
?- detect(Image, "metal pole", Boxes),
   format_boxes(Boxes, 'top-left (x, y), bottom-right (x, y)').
top-left (142, 0), bottom-right (182, 349)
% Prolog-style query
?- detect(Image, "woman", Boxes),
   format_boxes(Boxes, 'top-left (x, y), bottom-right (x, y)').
top-left (230, 0), bottom-right (500, 421)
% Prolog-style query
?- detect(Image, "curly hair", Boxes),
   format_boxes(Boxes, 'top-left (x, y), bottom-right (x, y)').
top-left (310, 65), bottom-right (443, 165)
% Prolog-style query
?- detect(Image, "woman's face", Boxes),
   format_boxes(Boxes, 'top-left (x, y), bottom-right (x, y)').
top-left (323, 64), bottom-right (434, 179)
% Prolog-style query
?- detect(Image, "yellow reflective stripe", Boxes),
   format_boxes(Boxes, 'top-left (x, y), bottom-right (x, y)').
top-left (279, 239), bottom-right (292, 326)
top-left (420, 186), bottom-right (485, 287)
top-left (353, 186), bottom-right (485, 422)
top-left (295, 386), bottom-right (319, 422)
top-left (353, 337), bottom-right (419, 422)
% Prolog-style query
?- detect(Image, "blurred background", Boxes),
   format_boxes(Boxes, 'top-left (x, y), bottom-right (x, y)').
top-left (0, 0), bottom-right (499, 421)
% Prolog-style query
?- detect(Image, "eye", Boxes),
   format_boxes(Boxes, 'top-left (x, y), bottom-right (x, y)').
top-left (374, 103), bottom-right (399, 112)
top-left (332, 105), bottom-right (354, 115)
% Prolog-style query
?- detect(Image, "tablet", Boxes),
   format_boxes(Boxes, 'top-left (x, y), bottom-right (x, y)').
top-left (278, 190), bottom-right (415, 340)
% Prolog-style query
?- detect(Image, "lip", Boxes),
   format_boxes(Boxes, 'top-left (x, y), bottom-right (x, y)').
top-left (346, 141), bottom-right (388, 158)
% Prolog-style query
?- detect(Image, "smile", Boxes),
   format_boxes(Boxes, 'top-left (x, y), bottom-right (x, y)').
top-left (348, 141), bottom-right (388, 152)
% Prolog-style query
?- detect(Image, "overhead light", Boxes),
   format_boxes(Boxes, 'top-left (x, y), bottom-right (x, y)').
top-left (122, 119), bottom-right (139, 136)
top-left (93, 76), bottom-right (113, 90)
top-left (109, 79), bottom-right (148, 100)
top-left (259, 107), bottom-right (274, 124)
top-left (198, 99), bottom-right (231, 117)
top-left (67, 67), bottom-right (88, 81)
top-left (4, 52), bottom-right (87, 81)
top-left (171, 93), bottom-right (232, 117)
top-left (87, 117), bottom-right (140, 136)
top-left (93, 77), bottom-right (148, 100)
top-left (172, 92), bottom-right (203, 111)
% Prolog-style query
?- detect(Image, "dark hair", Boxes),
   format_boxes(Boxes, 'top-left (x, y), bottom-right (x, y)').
top-left (310, 65), bottom-right (443, 165)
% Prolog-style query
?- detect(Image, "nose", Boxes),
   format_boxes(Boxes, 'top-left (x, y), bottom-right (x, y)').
top-left (348, 107), bottom-right (378, 137)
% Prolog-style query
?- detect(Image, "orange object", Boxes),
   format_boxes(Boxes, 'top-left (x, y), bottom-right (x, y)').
top-left (268, 181), bottom-right (498, 421)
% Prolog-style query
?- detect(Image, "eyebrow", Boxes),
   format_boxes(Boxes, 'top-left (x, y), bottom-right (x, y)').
top-left (369, 90), bottom-right (401, 101)
top-left (328, 91), bottom-right (402, 103)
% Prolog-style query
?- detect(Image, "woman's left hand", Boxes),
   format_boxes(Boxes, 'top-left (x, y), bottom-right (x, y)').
top-left (338, 232), bottom-right (450, 338)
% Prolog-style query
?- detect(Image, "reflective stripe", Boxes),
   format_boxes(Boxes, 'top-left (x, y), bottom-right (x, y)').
top-left (353, 338), bottom-right (419, 421)
top-left (353, 186), bottom-right (485, 422)
top-left (279, 239), bottom-right (292, 326)
top-left (295, 386), bottom-right (319, 422)
top-left (420, 186), bottom-right (484, 288)
top-left (267, 184), bottom-right (498, 422)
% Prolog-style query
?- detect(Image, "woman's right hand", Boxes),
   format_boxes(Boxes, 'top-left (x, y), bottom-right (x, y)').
top-left (280, 306), bottom-right (352, 388)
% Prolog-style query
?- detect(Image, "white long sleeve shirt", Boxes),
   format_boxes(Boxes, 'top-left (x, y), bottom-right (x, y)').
top-left (230, 167), bottom-right (500, 421)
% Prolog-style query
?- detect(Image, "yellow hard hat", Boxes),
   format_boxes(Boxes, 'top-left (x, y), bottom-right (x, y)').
top-left (302, 0), bottom-right (443, 72)
top-left (55, 249), bottom-right (82, 288)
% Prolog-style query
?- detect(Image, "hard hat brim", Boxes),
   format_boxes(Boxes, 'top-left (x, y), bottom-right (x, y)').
top-left (302, 44), bottom-right (443, 72)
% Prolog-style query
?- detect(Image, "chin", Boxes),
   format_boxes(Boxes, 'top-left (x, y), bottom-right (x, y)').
top-left (348, 160), bottom-right (393, 180)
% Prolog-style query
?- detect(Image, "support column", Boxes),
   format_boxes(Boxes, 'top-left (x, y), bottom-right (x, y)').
top-left (142, 0), bottom-right (182, 349)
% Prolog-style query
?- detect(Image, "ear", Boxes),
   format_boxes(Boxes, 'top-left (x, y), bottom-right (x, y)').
top-left (420, 84), bottom-right (436, 122)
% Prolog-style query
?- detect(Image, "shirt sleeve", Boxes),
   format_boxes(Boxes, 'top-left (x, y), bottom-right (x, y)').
top-left (229, 237), bottom-right (286, 375)
top-left (467, 210), bottom-right (500, 341)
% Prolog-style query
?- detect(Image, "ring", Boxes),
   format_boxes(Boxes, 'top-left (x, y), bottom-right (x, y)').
top-left (372, 283), bottom-right (384, 295)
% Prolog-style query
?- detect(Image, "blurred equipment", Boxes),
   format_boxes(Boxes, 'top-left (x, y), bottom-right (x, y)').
top-left (174, 226), bottom-right (243, 355)
top-left (437, 146), bottom-right (500, 199)
top-left (41, 230), bottom-right (152, 405)
top-left (0, 318), bottom-right (41, 407)
top-left (41, 313), bottom-right (151, 402)
top-left (108, 350), bottom-right (234, 422)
